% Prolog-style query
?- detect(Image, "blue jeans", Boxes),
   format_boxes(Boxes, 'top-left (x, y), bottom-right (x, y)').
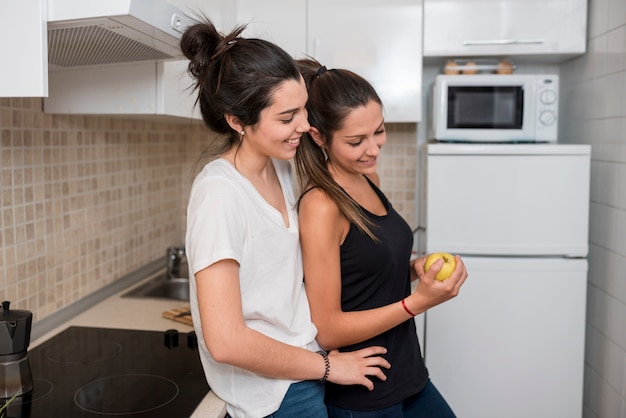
top-left (226, 380), bottom-right (327, 418)
top-left (327, 379), bottom-right (456, 418)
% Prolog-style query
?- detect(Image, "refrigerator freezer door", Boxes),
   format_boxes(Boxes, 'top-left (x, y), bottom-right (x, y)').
top-left (424, 256), bottom-right (587, 418)
top-left (424, 143), bottom-right (591, 257)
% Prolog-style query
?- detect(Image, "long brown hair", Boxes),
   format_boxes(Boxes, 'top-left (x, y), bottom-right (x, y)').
top-left (294, 58), bottom-right (384, 240)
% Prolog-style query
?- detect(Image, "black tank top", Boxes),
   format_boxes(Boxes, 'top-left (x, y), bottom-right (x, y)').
top-left (324, 178), bottom-right (429, 410)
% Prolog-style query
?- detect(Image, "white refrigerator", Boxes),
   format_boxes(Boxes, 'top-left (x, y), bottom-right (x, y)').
top-left (418, 143), bottom-right (590, 418)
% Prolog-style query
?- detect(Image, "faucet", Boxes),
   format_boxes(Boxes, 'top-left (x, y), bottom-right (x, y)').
top-left (166, 246), bottom-right (186, 279)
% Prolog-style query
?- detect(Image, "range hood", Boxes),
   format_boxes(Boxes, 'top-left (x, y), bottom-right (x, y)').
top-left (47, 0), bottom-right (191, 69)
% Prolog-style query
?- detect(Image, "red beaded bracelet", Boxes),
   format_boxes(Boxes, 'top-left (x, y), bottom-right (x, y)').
top-left (401, 298), bottom-right (417, 317)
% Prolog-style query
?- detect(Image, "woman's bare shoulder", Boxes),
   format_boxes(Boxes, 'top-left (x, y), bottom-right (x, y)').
top-left (299, 187), bottom-right (341, 220)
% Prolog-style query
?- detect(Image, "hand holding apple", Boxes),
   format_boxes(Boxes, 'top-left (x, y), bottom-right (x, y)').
top-left (406, 253), bottom-right (467, 314)
top-left (424, 252), bottom-right (456, 282)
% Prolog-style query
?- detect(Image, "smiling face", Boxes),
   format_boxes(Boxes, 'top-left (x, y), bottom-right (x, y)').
top-left (243, 76), bottom-right (310, 161)
top-left (324, 100), bottom-right (386, 179)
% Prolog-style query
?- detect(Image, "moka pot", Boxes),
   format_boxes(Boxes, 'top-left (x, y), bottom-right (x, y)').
top-left (0, 301), bottom-right (33, 399)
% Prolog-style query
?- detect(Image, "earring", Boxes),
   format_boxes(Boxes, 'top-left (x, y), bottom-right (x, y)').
top-left (239, 130), bottom-right (245, 141)
top-left (321, 146), bottom-right (328, 161)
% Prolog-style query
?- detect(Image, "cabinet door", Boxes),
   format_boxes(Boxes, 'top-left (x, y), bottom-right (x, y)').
top-left (425, 144), bottom-right (590, 257)
top-left (424, 256), bottom-right (586, 418)
top-left (236, 0), bottom-right (306, 59)
top-left (424, 0), bottom-right (586, 59)
top-left (0, 0), bottom-right (48, 97)
top-left (308, 0), bottom-right (423, 122)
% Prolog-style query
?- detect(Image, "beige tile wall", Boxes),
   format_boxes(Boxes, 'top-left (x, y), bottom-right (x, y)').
top-left (0, 97), bottom-right (416, 322)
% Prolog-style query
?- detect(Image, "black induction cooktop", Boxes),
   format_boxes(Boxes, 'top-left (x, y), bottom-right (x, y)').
top-left (3, 326), bottom-right (210, 418)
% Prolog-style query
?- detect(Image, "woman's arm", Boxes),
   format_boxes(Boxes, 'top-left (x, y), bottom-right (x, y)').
top-left (299, 189), bottom-right (467, 351)
top-left (195, 258), bottom-right (390, 390)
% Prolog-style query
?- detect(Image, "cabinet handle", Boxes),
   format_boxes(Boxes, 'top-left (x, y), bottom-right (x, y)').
top-left (463, 39), bottom-right (545, 46)
top-left (312, 38), bottom-right (320, 60)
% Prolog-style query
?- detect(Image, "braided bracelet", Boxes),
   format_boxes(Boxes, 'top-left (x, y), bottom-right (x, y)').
top-left (316, 350), bottom-right (330, 383)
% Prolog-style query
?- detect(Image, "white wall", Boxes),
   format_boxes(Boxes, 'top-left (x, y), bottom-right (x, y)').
top-left (559, 0), bottom-right (626, 416)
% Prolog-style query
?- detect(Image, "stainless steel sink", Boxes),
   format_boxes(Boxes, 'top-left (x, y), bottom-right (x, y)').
top-left (122, 275), bottom-right (190, 301)
top-left (122, 246), bottom-right (190, 301)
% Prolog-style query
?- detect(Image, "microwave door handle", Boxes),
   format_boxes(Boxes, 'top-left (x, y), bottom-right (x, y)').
top-left (463, 38), bottom-right (545, 46)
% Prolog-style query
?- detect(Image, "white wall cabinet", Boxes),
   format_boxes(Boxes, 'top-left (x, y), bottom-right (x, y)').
top-left (423, 0), bottom-right (587, 61)
top-left (235, 0), bottom-right (423, 123)
top-left (43, 60), bottom-right (201, 121)
top-left (236, 0), bottom-right (307, 59)
top-left (308, 0), bottom-right (422, 122)
top-left (23, 0), bottom-right (422, 120)
top-left (0, 0), bottom-right (48, 97)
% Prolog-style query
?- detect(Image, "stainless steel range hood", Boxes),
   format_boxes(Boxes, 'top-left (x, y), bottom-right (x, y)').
top-left (47, 0), bottom-right (191, 69)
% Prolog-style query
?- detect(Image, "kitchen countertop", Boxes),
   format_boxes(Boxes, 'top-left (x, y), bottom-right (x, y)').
top-left (30, 275), bottom-right (227, 418)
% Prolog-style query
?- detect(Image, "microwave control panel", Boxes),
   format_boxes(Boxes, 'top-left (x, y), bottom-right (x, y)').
top-left (534, 76), bottom-right (559, 141)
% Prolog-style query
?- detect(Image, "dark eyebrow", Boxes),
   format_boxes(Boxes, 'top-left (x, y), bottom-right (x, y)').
top-left (276, 108), bottom-right (298, 116)
top-left (343, 120), bottom-right (385, 139)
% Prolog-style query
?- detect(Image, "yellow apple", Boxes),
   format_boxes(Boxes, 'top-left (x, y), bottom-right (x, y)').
top-left (424, 252), bottom-right (456, 282)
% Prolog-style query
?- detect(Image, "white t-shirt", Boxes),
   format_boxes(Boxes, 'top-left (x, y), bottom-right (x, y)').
top-left (185, 158), bottom-right (320, 418)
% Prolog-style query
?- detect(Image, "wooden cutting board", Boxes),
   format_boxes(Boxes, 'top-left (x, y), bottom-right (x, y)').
top-left (163, 306), bottom-right (193, 326)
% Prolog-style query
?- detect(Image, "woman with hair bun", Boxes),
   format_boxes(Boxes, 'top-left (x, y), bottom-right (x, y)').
top-left (181, 20), bottom-right (390, 418)
top-left (295, 58), bottom-right (468, 417)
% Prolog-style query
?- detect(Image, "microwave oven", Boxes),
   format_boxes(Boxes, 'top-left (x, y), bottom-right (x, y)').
top-left (428, 74), bottom-right (559, 142)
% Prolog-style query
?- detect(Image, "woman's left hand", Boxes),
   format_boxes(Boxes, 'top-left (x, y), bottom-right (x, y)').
top-left (406, 254), bottom-right (468, 314)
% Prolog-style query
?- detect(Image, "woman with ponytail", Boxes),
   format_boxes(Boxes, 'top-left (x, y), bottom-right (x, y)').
top-left (295, 58), bottom-right (468, 417)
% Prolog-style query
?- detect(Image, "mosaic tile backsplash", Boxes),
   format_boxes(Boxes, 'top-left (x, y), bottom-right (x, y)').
top-left (0, 97), bottom-right (416, 322)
